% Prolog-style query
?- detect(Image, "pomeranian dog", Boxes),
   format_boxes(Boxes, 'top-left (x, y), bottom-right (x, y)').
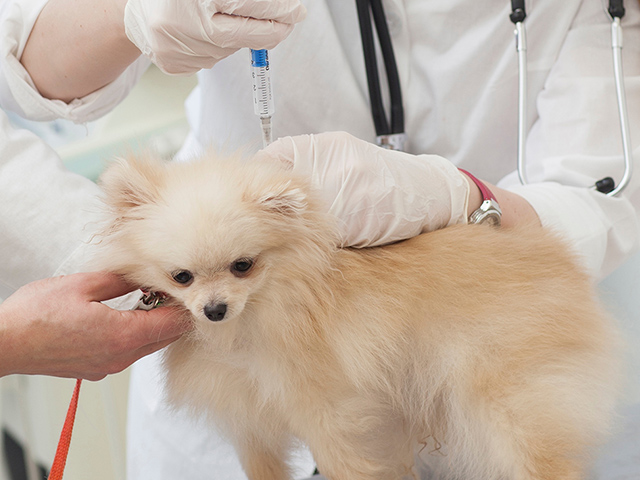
top-left (95, 151), bottom-right (620, 480)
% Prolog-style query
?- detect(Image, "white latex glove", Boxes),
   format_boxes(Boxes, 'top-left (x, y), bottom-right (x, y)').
top-left (256, 132), bottom-right (470, 247)
top-left (124, 0), bottom-right (307, 75)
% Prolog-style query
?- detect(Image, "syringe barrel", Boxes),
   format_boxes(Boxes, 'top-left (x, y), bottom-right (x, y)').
top-left (250, 49), bottom-right (275, 118)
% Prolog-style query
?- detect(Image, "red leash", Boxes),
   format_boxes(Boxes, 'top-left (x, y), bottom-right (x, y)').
top-left (48, 379), bottom-right (82, 480)
top-left (46, 292), bottom-right (163, 479)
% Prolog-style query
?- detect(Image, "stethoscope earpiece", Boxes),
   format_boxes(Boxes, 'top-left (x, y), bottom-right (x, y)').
top-left (509, 0), bottom-right (527, 23)
top-left (608, 0), bottom-right (626, 19)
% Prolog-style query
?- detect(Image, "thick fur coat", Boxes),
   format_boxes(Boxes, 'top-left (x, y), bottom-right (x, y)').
top-left (96, 153), bottom-right (621, 480)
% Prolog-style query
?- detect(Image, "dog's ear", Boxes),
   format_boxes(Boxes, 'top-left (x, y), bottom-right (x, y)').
top-left (255, 180), bottom-right (308, 217)
top-left (99, 155), bottom-right (165, 214)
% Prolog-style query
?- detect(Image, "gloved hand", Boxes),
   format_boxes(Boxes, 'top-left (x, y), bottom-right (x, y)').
top-left (123, 0), bottom-right (307, 75)
top-left (256, 132), bottom-right (470, 247)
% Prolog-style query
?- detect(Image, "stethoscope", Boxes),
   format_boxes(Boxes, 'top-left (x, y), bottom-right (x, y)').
top-left (355, 0), bottom-right (406, 151)
top-left (356, 0), bottom-right (633, 196)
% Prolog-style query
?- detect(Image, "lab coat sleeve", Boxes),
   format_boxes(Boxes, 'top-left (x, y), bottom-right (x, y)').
top-left (0, 110), bottom-right (104, 299)
top-left (498, 3), bottom-right (640, 281)
top-left (0, 0), bottom-right (151, 123)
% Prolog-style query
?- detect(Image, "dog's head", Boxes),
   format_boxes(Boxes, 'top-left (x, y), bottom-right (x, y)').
top-left (95, 152), bottom-right (336, 325)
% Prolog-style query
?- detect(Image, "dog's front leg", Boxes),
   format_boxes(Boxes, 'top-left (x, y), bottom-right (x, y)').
top-left (234, 433), bottom-right (293, 480)
top-left (310, 438), bottom-right (412, 480)
top-left (304, 409), bottom-right (414, 480)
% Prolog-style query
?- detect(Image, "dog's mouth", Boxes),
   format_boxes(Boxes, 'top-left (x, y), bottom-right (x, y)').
top-left (135, 290), bottom-right (234, 325)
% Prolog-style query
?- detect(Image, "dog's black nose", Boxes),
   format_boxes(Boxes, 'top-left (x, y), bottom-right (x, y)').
top-left (204, 303), bottom-right (227, 321)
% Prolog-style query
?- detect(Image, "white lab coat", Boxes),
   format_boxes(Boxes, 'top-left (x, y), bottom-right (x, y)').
top-left (0, 109), bottom-right (103, 299)
top-left (1, 0), bottom-right (640, 478)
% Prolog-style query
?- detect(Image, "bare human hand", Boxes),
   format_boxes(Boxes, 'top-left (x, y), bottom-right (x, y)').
top-left (0, 271), bottom-right (190, 380)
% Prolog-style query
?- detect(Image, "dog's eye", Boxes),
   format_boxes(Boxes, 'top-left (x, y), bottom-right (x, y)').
top-left (231, 259), bottom-right (254, 277)
top-left (172, 270), bottom-right (194, 285)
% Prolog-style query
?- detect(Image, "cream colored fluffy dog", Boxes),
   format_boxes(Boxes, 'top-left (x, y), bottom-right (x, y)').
top-left (96, 153), bottom-right (620, 480)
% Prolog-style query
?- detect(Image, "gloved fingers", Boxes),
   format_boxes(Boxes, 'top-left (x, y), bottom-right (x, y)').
top-left (256, 132), bottom-right (382, 214)
top-left (154, 54), bottom-right (223, 75)
top-left (124, 0), bottom-right (304, 75)
top-left (150, 34), bottom-right (235, 74)
top-left (203, 14), bottom-right (296, 50)
top-left (257, 132), bottom-right (370, 173)
top-left (255, 132), bottom-right (470, 247)
top-left (255, 135), bottom-right (309, 169)
top-left (207, 0), bottom-right (307, 24)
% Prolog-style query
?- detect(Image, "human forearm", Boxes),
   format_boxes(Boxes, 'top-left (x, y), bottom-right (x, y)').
top-left (0, 303), bottom-right (21, 378)
top-left (20, 0), bottom-right (140, 102)
top-left (506, 181), bottom-right (640, 280)
top-left (462, 174), bottom-right (540, 229)
top-left (19, 0), bottom-right (306, 102)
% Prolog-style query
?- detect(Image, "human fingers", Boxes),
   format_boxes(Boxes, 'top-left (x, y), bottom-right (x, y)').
top-left (203, 14), bottom-right (296, 50)
top-left (208, 0), bottom-right (306, 24)
top-left (258, 132), bottom-right (471, 247)
top-left (150, 17), bottom-right (293, 75)
top-left (115, 307), bottom-right (192, 345)
top-left (256, 132), bottom-right (369, 185)
top-left (69, 308), bottom-right (189, 380)
top-left (40, 332), bottom-right (176, 380)
top-left (127, 336), bottom-right (183, 367)
top-left (70, 271), bottom-right (140, 303)
top-left (68, 307), bottom-right (191, 378)
top-left (85, 335), bottom-right (182, 381)
top-left (125, 0), bottom-right (305, 75)
top-left (255, 135), bottom-right (307, 169)
top-left (151, 42), bottom-right (231, 74)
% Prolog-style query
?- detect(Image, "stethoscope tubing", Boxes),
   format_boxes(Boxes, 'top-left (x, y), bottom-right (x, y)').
top-left (515, 21), bottom-right (528, 186)
top-left (356, 0), bottom-right (406, 150)
top-left (355, 0), bottom-right (633, 195)
top-left (515, 0), bottom-right (633, 196)
top-left (609, 16), bottom-right (634, 196)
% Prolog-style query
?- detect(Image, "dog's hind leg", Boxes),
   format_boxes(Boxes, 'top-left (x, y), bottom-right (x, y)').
top-left (437, 411), bottom-right (585, 480)
top-left (453, 387), bottom-right (595, 480)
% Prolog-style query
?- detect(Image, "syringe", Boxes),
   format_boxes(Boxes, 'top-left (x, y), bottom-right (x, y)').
top-left (250, 49), bottom-right (275, 148)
